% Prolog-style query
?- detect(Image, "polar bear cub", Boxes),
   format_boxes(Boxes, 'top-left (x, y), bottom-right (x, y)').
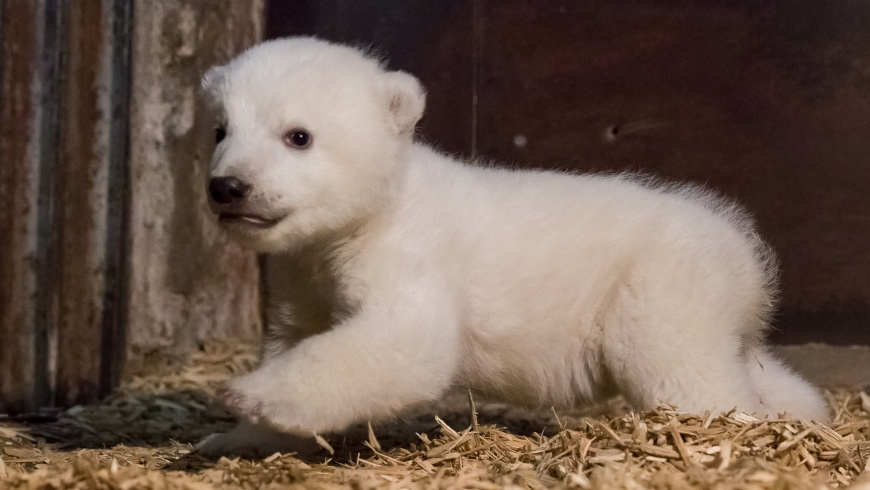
top-left (197, 37), bottom-right (827, 454)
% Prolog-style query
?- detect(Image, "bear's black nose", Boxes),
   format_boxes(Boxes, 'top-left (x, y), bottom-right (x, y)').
top-left (209, 176), bottom-right (251, 204)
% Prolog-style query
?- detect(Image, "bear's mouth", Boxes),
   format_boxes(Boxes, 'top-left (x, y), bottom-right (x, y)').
top-left (218, 213), bottom-right (281, 228)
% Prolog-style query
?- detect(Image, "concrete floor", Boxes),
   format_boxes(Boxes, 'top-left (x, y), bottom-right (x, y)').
top-left (774, 344), bottom-right (870, 389)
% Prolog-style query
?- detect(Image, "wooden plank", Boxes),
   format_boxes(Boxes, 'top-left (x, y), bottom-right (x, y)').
top-left (0, 0), bottom-right (42, 414)
top-left (54, 0), bottom-right (106, 408)
top-left (474, 1), bottom-right (870, 344)
top-left (0, 0), bottom-right (133, 412)
top-left (101, 0), bottom-right (133, 401)
top-left (126, 0), bottom-right (263, 353)
top-left (0, 0), bottom-right (62, 412)
top-left (52, 0), bottom-right (132, 406)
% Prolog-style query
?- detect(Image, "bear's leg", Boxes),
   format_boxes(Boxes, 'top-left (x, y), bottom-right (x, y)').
top-left (600, 280), bottom-right (768, 416)
top-left (216, 287), bottom-right (460, 436)
top-left (743, 345), bottom-right (829, 421)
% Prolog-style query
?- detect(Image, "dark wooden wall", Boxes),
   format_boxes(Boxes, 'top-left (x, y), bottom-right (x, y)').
top-left (266, 0), bottom-right (870, 345)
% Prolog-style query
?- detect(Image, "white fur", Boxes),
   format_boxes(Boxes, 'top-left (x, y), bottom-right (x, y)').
top-left (196, 37), bottom-right (828, 455)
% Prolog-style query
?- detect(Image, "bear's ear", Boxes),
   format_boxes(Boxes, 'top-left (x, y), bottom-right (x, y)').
top-left (381, 71), bottom-right (426, 136)
top-left (201, 64), bottom-right (227, 103)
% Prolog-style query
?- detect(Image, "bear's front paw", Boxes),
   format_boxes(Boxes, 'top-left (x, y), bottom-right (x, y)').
top-left (218, 374), bottom-right (279, 425)
top-left (218, 383), bottom-right (265, 423)
top-left (217, 372), bottom-right (306, 432)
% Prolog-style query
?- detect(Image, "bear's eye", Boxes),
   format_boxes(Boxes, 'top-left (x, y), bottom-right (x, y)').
top-left (283, 128), bottom-right (312, 149)
top-left (215, 125), bottom-right (227, 144)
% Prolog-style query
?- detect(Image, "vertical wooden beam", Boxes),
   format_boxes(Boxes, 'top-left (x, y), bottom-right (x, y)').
top-left (32, 0), bottom-right (62, 411)
top-left (0, 0), bottom-right (61, 413)
top-left (101, 0), bottom-right (132, 399)
top-left (0, 0), bottom-right (42, 414)
top-left (54, 0), bottom-right (106, 407)
top-left (126, 0), bottom-right (263, 353)
top-left (52, 0), bottom-right (132, 406)
top-left (1, 0), bottom-right (131, 411)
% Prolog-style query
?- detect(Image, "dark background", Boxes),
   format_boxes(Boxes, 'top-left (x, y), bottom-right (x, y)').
top-left (266, 0), bottom-right (870, 345)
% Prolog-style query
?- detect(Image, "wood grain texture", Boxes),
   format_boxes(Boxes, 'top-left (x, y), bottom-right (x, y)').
top-left (0, 0), bottom-right (45, 413)
top-left (52, 0), bottom-right (132, 406)
top-left (1, 0), bottom-right (264, 412)
top-left (0, 0), bottom-right (132, 411)
top-left (126, 0), bottom-right (264, 353)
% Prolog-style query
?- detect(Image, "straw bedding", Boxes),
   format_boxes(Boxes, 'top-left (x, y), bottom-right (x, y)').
top-left (1, 341), bottom-right (868, 489)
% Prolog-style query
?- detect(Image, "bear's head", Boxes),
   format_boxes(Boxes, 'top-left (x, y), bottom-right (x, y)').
top-left (201, 37), bottom-right (425, 252)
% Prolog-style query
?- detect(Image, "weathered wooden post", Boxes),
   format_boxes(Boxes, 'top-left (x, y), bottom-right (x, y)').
top-left (0, 0), bottom-right (264, 413)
